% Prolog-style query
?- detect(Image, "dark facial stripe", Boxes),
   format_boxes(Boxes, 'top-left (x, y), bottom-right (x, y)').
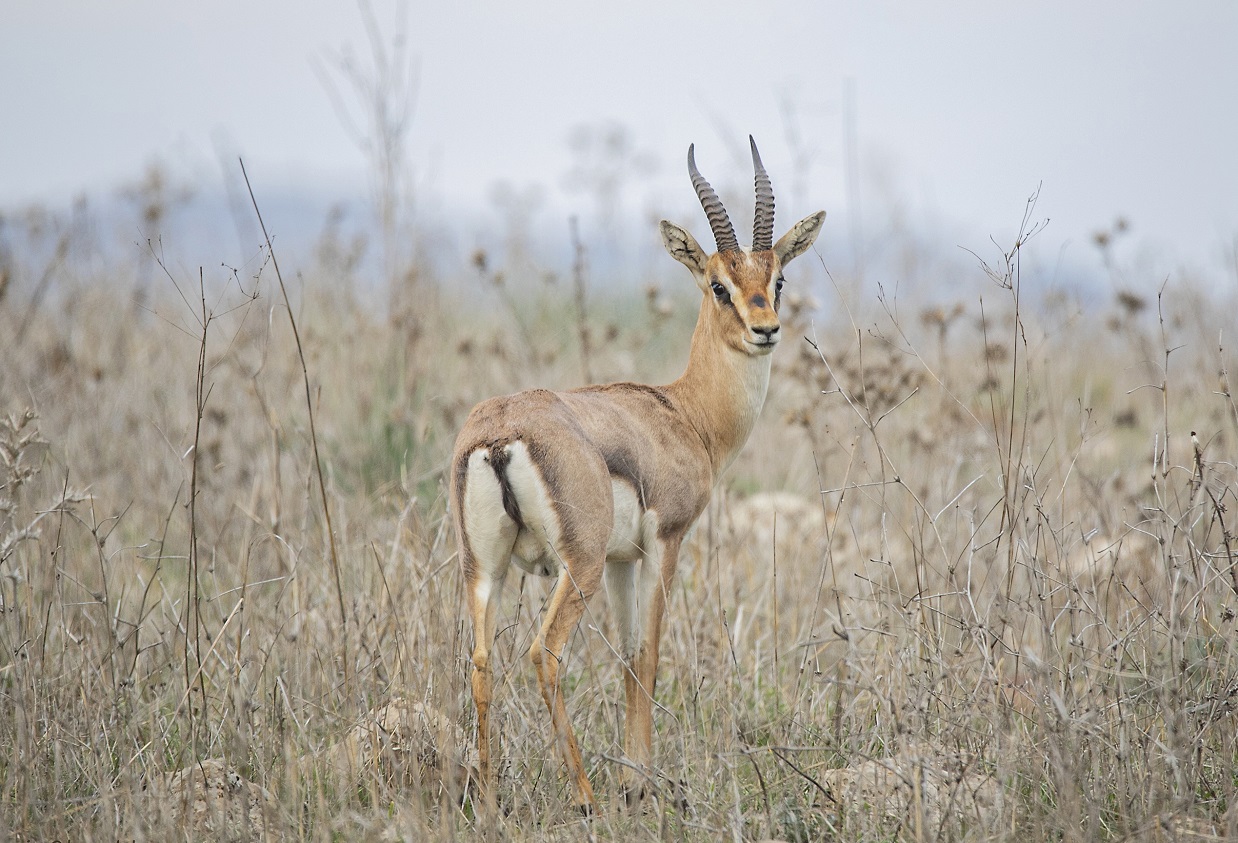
top-left (750, 294), bottom-right (767, 309)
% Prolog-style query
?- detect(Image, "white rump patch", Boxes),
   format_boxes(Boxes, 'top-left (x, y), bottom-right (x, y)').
top-left (462, 449), bottom-right (518, 583)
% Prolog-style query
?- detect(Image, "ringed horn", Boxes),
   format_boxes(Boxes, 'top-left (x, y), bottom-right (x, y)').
top-left (686, 135), bottom-right (777, 253)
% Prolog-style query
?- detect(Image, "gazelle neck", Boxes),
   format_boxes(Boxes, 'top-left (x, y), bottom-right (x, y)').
top-left (665, 296), bottom-right (773, 480)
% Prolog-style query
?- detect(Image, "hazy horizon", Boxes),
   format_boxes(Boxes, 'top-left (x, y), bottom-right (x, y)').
top-left (4, 1), bottom-right (1237, 290)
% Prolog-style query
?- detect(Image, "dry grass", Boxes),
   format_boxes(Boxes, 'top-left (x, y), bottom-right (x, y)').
top-left (1, 199), bottom-right (1236, 842)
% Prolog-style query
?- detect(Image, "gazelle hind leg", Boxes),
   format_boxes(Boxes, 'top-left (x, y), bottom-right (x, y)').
top-left (458, 448), bottom-right (518, 808)
top-left (531, 563), bottom-right (603, 812)
top-left (467, 567), bottom-right (508, 807)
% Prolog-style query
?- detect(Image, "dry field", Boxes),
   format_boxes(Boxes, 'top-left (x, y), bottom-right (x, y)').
top-left (1, 203), bottom-right (1237, 841)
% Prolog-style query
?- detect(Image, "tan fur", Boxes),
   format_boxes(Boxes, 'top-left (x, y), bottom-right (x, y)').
top-left (450, 147), bottom-right (825, 812)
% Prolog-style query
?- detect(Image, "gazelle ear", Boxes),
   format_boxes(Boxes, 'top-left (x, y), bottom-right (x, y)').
top-left (774, 211), bottom-right (826, 267)
top-left (660, 220), bottom-right (709, 286)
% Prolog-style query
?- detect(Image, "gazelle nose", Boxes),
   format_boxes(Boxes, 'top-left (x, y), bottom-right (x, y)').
top-left (752, 325), bottom-right (780, 341)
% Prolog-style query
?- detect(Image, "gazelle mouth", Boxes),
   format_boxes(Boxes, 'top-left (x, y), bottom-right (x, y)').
top-left (744, 336), bottom-right (780, 354)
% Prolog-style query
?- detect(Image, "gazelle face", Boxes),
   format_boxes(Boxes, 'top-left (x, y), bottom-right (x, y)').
top-left (659, 138), bottom-right (825, 359)
top-left (704, 250), bottom-right (784, 355)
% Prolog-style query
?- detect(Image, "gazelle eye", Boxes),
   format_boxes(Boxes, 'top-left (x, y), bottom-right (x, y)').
top-left (775, 277), bottom-right (785, 294)
top-left (710, 281), bottom-right (730, 303)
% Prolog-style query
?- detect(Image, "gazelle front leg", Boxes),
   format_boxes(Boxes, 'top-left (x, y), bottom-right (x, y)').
top-left (530, 562), bottom-right (603, 812)
top-left (621, 536), bottom-right (681, 805)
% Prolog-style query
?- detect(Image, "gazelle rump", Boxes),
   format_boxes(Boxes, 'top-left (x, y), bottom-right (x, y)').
top-left (450, 137), bottom-right (825, 811)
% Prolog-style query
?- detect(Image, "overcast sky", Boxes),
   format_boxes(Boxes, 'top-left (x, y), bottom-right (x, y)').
top-left (3, 1), bottom-right (1237, 281)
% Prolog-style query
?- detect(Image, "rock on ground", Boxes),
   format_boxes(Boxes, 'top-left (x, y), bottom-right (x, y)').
top-left (146, 758), bottom-right (279, 842)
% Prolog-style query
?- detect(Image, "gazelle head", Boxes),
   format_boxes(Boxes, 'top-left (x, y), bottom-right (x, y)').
top-left (660, 136), bottom-right (826, 356)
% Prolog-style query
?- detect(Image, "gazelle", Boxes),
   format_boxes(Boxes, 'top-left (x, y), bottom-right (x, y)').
top-left (450, 137), bottom-right (824, 811)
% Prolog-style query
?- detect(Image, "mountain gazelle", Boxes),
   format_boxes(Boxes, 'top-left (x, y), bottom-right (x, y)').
top-left (450, 137), bottom-right (824, 811)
